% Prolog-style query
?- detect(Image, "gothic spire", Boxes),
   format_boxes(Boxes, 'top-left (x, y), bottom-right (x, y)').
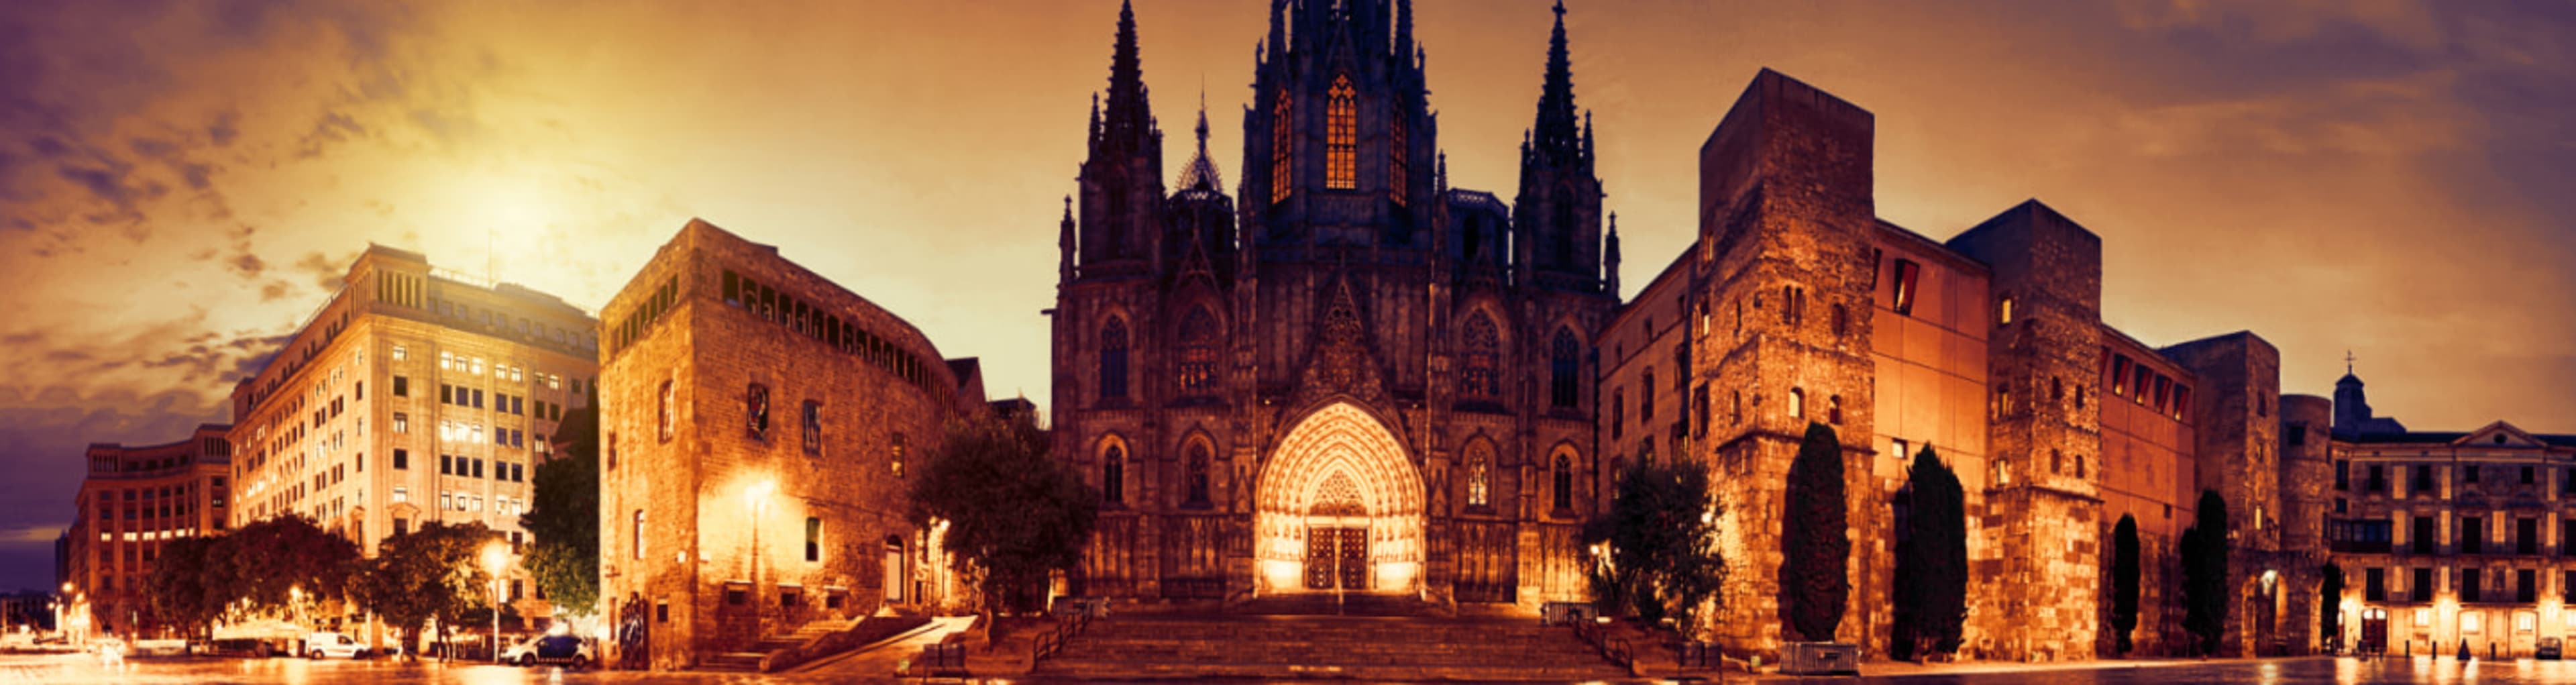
top-left (1267, 0), bottom-right (1289, 65)
top-left (1528, 0), bottom-right (1580, 168)
top-left (1102, 0), bottom-right (1155, 150)
top-left (1179, 89), bottom-right (1224, 191)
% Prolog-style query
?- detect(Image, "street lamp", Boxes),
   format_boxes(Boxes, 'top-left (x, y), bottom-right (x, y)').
top-left (482, 540), bottom-right (509, 662)
top-left (745, 480), bottom-right (776, 635)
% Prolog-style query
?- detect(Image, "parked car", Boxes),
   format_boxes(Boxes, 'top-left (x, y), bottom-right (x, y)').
top-left (500, 635), bottom-right (592, 668)
top-left (2538, 637), bottom-right (2563, 660)
top-left (304, 632), bottom-right (370, 660)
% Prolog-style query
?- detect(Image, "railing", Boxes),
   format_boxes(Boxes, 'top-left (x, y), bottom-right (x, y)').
top-left (1570, 619), bottom-right (1633, 671)
top-left (1032, 608), bottom-right (1094, 662)
top-left (916, 643), bottom-right (967, 677)
top-left (1678, 641), bottom-right (1723, 670)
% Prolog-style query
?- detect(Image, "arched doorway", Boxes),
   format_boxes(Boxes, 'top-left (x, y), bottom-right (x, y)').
top-left (1254, 402), bottom-right (1424, 594)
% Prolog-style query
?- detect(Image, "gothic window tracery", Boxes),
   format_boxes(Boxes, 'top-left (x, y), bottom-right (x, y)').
top-left (1103, 443), bottom-right (1126, 505)
top-left (1552, 452), bottom-right (1574, 512)
top-left (1178, 306), bottom-right (1218, 392)
top-left (1271, 91), bottom-right (1293, 202)
top-left (1462, 312), bottom-right (1500, 399)
top-left (1390, 104), bottom-right (1407, 204)
top-left (1327, 75), bottom-right (1357, 190)
top-left (1549, 329), bottom-right (1580, 409)
top-left (745, 383), bottom-right (770, 440)
top-left (1100, 317), bottom-right (1130, 401)
top-left (1185, 441), bottom-right (1212, 507)
top-left (1465, 441), bottom-right (1493, 509)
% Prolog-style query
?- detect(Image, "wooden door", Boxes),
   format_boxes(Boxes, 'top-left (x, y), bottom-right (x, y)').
top-left (1305, 527), bottom-right (1335, 590)
top-left (2361, 609), bottom-right (2387, 654)
top-left (1335, 527), bottom-right (1368, 590)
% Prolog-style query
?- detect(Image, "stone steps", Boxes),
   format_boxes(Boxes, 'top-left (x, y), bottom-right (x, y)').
top-left (1036, 615), bottom-right (1627, 681)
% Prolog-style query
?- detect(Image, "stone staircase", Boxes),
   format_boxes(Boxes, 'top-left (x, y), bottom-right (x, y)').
top-left (698, 617), bottom-right (860, 672)
top-left (1033, 613), bottom-right (1628, 680)
top-left (1227, 592), bottom-right (1446, 617)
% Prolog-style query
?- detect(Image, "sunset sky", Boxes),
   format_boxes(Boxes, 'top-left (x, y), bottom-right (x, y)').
top-left (3, 0), bottom-right (2571, 589)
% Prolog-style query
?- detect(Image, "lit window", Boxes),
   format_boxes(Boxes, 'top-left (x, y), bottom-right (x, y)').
top-left (804, 517), bottom-right (822, 563)
top-left (1998, 295), bottom-right (2014, 325)
top-left (1466, 441), bottom-right (1493, 508)
top-left (1326, 74), bottom-right (1356, 189)
top-left (1890, 259), bottom-right (1921, 315)
top-left (1177, 307), bottom-right (1219, 392)
top-left (1788, 387), bottom-right (1805, 419)
top-left (801, 400), bottom-right (822, 456)
top-left (392, 345), bottom-right (407, 361)
top-left (1271, 91), bottom-right (1293, 202)
top-left (2463, 611), bottom-right (2483, 633)
top-left (890, 432), bottom-right (906, 476)
top-left (439, 351), bottom-right (453, 370)
top-left (633, 510), bottom-right (645, 560)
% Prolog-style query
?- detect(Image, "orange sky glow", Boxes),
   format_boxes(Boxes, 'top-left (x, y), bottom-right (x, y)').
top-left (1, 0), bottom-right (2571, 587)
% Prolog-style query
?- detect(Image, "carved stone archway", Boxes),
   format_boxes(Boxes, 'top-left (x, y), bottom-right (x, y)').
top-left (1253, 401), bottom-right (1425, 594)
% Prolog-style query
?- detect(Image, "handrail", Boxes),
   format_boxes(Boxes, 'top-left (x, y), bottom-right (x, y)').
top-left (1568, 620), bottom-right (1634, 671)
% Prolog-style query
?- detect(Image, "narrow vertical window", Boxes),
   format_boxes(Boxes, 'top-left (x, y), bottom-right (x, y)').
top-left (804, 517), bottom-right (822, 562)
top-left (1466, 442), bottom-right (1493, 509)
top-left (1549, 329), bottom-right (1581, 409)
top-left (1641, 369), bottom-right (1656, 419)
top-left (801, 400), bottom-right (822, 456)
top-left (1789, 387), bottom-right (1806, 419)
top-left (1103, 444), bottom-right (1126, 505)
top-left (633, 510), bottom-right (645, 560)
top-left (1271, 91), bottom-right (1293, 202)
top-left (1829, 395), bottom-right (1843, 425)
top-left (1177, 307), bottom-right (1219, 392)
top-left (1389, 104), bottom-right (1407, 204)
top-left (1185, 442), bottom-right (1212, 507)
top-left (1099, 318), bottom-right (1130, 401)
top-left (745, 383), bottom-right (770, 439)
top-left (1552, 454), bottom-right (1573, 512)
top-left (1326, 74), bottom-right (1356, 189)
top-left (890, 432), bottom-right (906, 477)
top-left (657, 380), bottom-right (674, 443)
top-left (1890, 258), bottom-right (1921, 315)
top-left (1462, 313), bottom-right (1500, 399)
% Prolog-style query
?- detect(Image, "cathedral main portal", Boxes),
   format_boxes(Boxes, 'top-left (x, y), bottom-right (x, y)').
top-left (1256, 403), bottom-right (1424, 594)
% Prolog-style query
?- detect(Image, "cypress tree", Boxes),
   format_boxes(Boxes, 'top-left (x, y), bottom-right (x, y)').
top-left (1780, 421), bottom-right (1850, 643)
top-left (2319, 564), bottom-right (2345, 652)
top-left (2110, 514), bottom-right (2141, 655)
top-left (2180, 490), bottom-right (2230, 655)
top-left (1890, 443), bottom-right (1966, 660)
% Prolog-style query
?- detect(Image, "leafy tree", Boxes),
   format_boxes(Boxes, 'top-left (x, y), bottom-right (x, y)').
top-left (1779, 421), bottom-right (1850, 643)
top-left (906, 411), bottom-right (1097, 614)
top-left (215, 516), bottom-right (362, 617)
top-left (146, 534), bottom-right (228, 639)
top-left (1581, 456), bottom-right (1725, 636)
top-left (1890, 443), bottom-right (1966, 661)
top-left (2110, 514), bottom-right (2141, 655)
top-left (356, 522), bottom-right (503, 660)
top-left (2180, 489), bottom-right (2229, 655)
top-left (521, 390), bottom-right (600, 617)
top-left (2318, 563), bottom-right (2345, 652)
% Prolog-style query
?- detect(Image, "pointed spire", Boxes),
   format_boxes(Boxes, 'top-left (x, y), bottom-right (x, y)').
top-left (1178, 87), bottom-right (1224, 192)
top-left (1604, 211), bottom-right (1621, 294)
top-left (1582, 109), bottom-right (1597, 169)
top-left (1059, 195), bottom-right (1077, 282)
top-left (1101, 0), bottom-right (1155, 151)
top-left (1436, 152), bottom-right (1449, 193)
top-left (1087, 93), bottom-right (1102, 150)
top-left (1529, 0), bottom-right (1580, 168)
top-left (1396, 0), bottom-right (1415, 65)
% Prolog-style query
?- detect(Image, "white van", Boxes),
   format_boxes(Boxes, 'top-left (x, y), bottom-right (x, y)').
top-left (304, 632), bottom-right (370, 659)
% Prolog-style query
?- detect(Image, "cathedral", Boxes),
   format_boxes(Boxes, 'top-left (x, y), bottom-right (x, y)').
top-left (1049, 0), bottom-right (1614, 608)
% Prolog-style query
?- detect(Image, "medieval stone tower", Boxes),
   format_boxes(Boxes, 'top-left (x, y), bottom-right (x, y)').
top-left (1050, 0), bottom-right (1615, 609)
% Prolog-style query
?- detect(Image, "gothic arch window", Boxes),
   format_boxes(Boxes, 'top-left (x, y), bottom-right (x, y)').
top-left (1177, 306), bottom-right (1219, 392)
top-left (1271, 91), bottom-right (1293, 202)
top-left (1788, 387), bottom-right (1806, 419)
top-left (1099, 317), bottom-right (1130, 401)
top-left (1326, 74), bottom-right (1357, 190)
top-left (1184, 441), bottom-right (1213, 507)
top-left (1464, 441), bottom-right (1494, 509)
top-left (1828, 394), bottom-right (1843, 425)
top-left (1549, 329), bottom-right (1581, 409)
top-left (745, 383), bottom-right (770, 440)
top-left (1102, 442), bottom-right (1126, 506)
top-left (1462, 311), bottom-right (1501, 399)
top-left (1389, 103), bottom-right (1407, 204)
top-left (1552, 452), bottom-right (1574, 513)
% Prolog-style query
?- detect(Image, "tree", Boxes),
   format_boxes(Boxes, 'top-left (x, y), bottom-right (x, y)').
top-left (2110, 514), bottom-right (2141, 655)
top-left (215, 516), bottom-right (362, 618)
top-left (2318, 563), bottom-right (2345, 653)
top-left (906, 411), bottom-right (1098, 614)
top-left (356, 522), bottom-right (503, 660)
top-left (147, 534), bottom-right (228, 639)
top-left (1582, 456), bottom-right (1725, 636)
top-left (2180, 489), bottom-right (2230, 655)
top-left (1779, 421), bottom-right (1850, 643)
top-left (1890, 443), bottom-right (1966, 661)
top-left (521, 390), bottom-right (600, 617)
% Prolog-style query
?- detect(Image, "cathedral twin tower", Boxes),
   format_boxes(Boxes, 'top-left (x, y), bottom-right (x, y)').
top-left (1051, 0), bottom-right (1616, 609)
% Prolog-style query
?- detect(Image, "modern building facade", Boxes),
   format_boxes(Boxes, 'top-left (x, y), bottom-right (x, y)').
top-left (1049, 1), bottom-right (1614, 608)
top-left (225, 245), bottom-right (598, 639)
top-left (2324, 370), bottom-right (2576, 657)
top-left (62, 424), bottom-right (233, 638)
top-left (597, 219), bottom-right (984, 670)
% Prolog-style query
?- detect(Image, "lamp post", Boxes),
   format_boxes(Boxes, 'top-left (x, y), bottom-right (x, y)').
top-left (745, 480), bottom-right (775, 637)
top-left (482, 541), bottom-right (508, 662)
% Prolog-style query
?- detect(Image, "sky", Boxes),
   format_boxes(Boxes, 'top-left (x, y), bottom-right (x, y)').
top-left (1, 0), bottom-right (2571, 589)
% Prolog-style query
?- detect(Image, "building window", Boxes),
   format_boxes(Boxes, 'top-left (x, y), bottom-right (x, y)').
top-left (1466, 441), bottom-right (1493, 509)
top-left (804, 517), bottom-right (822, 563)
top-left (1828, 395), bottom-right (1843, 425)
top-left (657, 380), bottom-right (674, 443)
top-left (2111, 356), bottom-right (2131, 396)
top-left (1611, 392), bottom-right (1625, 438)
top-left (632, 510), bottom-right (645, 560)
top-left (1462, 312), bottom-right (1501, 399)
top-left (1782, 285), bottom-right (1805, 325)
top-left (1549, 329), bottom-right (1581, 409)
top-left (1993, 458), bottom-right (2011, 486)
top-left (392, 449), bottom-right (407, 470)
top-left (1271, 91), bottom-right (1292, 202)
top-left (1890, 259), bottom-right (1921, 315)
top-left (392, 412), bottom-right (407, 434)
top-left (1177, 307), bottom-right (1219, 392)
top-left (1552, 454), bottom-right (1573, 513)
top-left (1998, 295), bottom-right (2014, 324)
top-left (891, 432), bottom-right (906, 477)
top-left (1326, 74), bottom-right (1356, 190)
top-left (1389, 103), bottom-right (1407, 204)
top-left (1102, 444), bottom-right (1126, 505)
top-left (1788, 388), bottom-right (1805, 419)
top-left (1640, 369), bottom-right (1656, 420)
top-left (1185, 442), bottom-right (1212, 507)
top-left (393, 376), bottom-right (408, 397)
top-left (745, 383), bottom-right (771, 440)
top-left (1099, 318), bottom-right (1130, 401)
top-left (801, 400), bottom-right (823, 456)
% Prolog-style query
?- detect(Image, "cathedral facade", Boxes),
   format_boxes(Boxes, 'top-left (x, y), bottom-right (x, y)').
top-left (1049, 0), bottom-right (1614, 608)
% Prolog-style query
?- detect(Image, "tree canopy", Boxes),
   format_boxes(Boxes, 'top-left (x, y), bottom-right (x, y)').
top-left (2319, 563), bottom-right (2345, 652)
top-left (1780, 421), bottom-right (1850, 643)
top-left (521, 390), bottom-right (600, 617)
top-left (146, 535), bottom-right (227, 638)
top-left (906, 412), bottom-right (1097, 613)
top-left (356, 521), bottom-right (504, 655)
top-left (2180, 489), bottom-right (2230, 655)
top-left (1890, 443), bottom-right (1966, 660)
top-left (1582, 456), bottom-right (1724, 637)
top-left (215, 516), bottom-right (362, 614)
